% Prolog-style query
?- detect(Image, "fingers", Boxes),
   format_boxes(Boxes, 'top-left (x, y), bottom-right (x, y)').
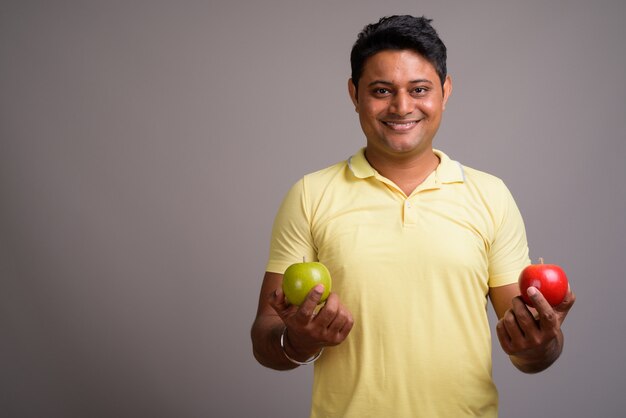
top-left (528, 286), bottom-right (567, 338)
top-left (314, 293), bottom-right (354, 344)
top-left (526, 287), bottom-right (558, 332)
top-left (269, 284), bottom-right (325, 323)
top-left (496, 320), bottom-right (514, 355)
top-left (497, 296), bottom-right (537, 354)
top-left (497, 290), bottom-right (563, 356)
top-left (294, 284), bottom-right (325, 325)
top-left (272, 284), bottom-right (354, 350)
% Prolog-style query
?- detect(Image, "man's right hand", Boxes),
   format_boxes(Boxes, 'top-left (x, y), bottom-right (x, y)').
top-left (251, 272), bottom-right (354, 369)
top-left (269, 284), bottom-right (354, 363)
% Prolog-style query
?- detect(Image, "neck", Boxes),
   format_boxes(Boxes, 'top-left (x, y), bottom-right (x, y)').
top-left (364, 147), bottom-right (440, 196)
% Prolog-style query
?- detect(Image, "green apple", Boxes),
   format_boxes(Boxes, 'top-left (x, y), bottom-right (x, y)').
top-left (282, 259), bottom-right (332, 306)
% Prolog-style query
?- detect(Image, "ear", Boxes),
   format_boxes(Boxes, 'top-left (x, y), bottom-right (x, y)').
top-left (442, 75), bottom-right (452, 110)
top-left (348, 78), bottom-right (359, 111)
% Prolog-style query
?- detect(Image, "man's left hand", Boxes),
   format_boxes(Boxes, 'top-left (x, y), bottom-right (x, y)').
top-left (496, 286), bottom-right (575, 372)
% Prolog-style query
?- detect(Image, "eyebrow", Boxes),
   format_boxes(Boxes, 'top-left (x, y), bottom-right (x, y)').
top-left (367, 79), bottom-right (434, 87)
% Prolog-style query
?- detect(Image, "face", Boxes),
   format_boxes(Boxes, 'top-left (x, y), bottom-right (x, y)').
top-left (349, 49), bottom-right (452, 160)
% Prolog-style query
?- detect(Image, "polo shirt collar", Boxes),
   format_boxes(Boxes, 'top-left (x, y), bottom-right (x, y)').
top-left (432, 149), bottom-right (466, 184)
top-left (347, 148), bottom-right (465, 185)
top-left (347, 148), bottom-right (376, 179)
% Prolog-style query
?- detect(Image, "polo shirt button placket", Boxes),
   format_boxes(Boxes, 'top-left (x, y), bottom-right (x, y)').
top-left (403, 199), bottom-right (418, 227)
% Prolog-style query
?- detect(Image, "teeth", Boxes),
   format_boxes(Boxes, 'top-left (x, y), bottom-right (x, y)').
top-left (384, 121), bottom-right (418, 129)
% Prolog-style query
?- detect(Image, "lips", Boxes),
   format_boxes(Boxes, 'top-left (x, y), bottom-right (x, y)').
top-left (382, 120), bottom-right (419, 131)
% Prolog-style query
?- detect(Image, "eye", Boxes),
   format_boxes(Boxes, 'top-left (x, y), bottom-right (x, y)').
top-left (372, 87), bottom-right (391, 96)
top-left (412, 87), bottom-right (428, 95)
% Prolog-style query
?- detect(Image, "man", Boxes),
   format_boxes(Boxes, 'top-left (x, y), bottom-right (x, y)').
top-left (251, 15), bottom-right (575, 417)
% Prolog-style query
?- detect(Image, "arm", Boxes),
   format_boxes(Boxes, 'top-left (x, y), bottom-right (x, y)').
top-left (490, 283), bottom-right (575, 374)
top-left (250, 272), bottom-right (354, 370)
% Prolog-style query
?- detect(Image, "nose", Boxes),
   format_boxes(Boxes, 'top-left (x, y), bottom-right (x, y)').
top-left (390, 90), bottom-right (413, 116)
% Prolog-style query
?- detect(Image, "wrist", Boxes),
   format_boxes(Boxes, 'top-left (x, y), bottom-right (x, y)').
top-left (512, 333), bottom-right (563, 374)
top-left (280, 327), bottom-right (324, 365)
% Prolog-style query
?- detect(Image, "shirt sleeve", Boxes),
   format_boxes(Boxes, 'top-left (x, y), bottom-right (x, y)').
top-left (487, 181), bottom-right (531, 287)
top-left (265, 178), bottom-right (317, 274)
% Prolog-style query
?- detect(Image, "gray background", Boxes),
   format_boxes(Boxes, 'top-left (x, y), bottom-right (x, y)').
top-left (1, 0), bottom-right (624, 417)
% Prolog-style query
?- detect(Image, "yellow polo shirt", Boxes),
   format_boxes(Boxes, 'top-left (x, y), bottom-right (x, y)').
top-left (267, 149), bottom-right (530, 418)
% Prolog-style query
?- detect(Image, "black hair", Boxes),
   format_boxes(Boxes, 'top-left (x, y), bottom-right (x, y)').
top-left (350, 15), bottom-right (447, 89)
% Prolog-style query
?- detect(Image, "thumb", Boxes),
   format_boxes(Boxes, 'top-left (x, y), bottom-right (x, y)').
top-left (269, 288), bottom-right (295, 318)
top-left (554, 287), bottom-right (576, 323)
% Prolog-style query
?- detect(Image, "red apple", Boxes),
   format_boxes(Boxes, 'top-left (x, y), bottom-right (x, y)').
top-left (282, 258), bottom-right (332, 306)
top-left (518, 258), bottom-right (569, 307)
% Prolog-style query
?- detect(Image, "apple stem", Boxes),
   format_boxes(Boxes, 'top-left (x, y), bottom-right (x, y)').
top-left (539, 257), bottom-right (544, 264)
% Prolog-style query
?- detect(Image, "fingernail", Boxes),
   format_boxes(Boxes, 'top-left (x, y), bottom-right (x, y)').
top-left (313, 284), bottom-right (324, 294)
top-left (527, 286), bottom-right (538, 298)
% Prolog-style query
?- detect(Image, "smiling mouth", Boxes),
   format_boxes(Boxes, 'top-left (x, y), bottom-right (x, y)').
top-left (382, 120), bottom-right (419, 131)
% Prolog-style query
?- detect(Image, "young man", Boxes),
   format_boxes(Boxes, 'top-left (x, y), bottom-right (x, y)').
top-left (251, 15), bottom-right (575, 417)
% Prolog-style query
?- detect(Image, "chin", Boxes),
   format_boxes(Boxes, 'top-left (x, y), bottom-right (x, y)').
top-left (383, 138), bottom-right (427, 154)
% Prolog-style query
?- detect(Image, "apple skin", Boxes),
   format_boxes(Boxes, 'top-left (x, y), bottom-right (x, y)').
top-left (282, 261), bottom-right (332, 306)
top-left (518, 261), bottom-right (569, 307)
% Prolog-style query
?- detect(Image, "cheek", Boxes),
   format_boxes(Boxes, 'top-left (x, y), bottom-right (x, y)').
top-left (358, 113), bottom-right (378, 133)
top-left (362, 102), bottom-right (387, 121)
top-left (420, 99), bottom-right (443, 116)
top-left (358, 106), bottom-right (380, 124)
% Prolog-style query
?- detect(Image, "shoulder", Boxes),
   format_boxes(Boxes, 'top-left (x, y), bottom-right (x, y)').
top-left (461, 164), bottom-right (507, 189)
top-left (303, 159), bottom-right (350, 181)
top-left (458, 164), bottom-right (514, 202)
top-left (458, 163), bottom-right (523, 228)
top-left (440, 154), bottom-right (519, 218)
top-left (299, 158), bottom-right (353, 195)
top-left (435, 149), bottom-right (508, 195)
top-left (278, 158), bottom-right (351, 210)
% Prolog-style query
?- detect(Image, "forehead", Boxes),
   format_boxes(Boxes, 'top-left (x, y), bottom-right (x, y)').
top-left (361, 49), bottom-right (438, 83)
